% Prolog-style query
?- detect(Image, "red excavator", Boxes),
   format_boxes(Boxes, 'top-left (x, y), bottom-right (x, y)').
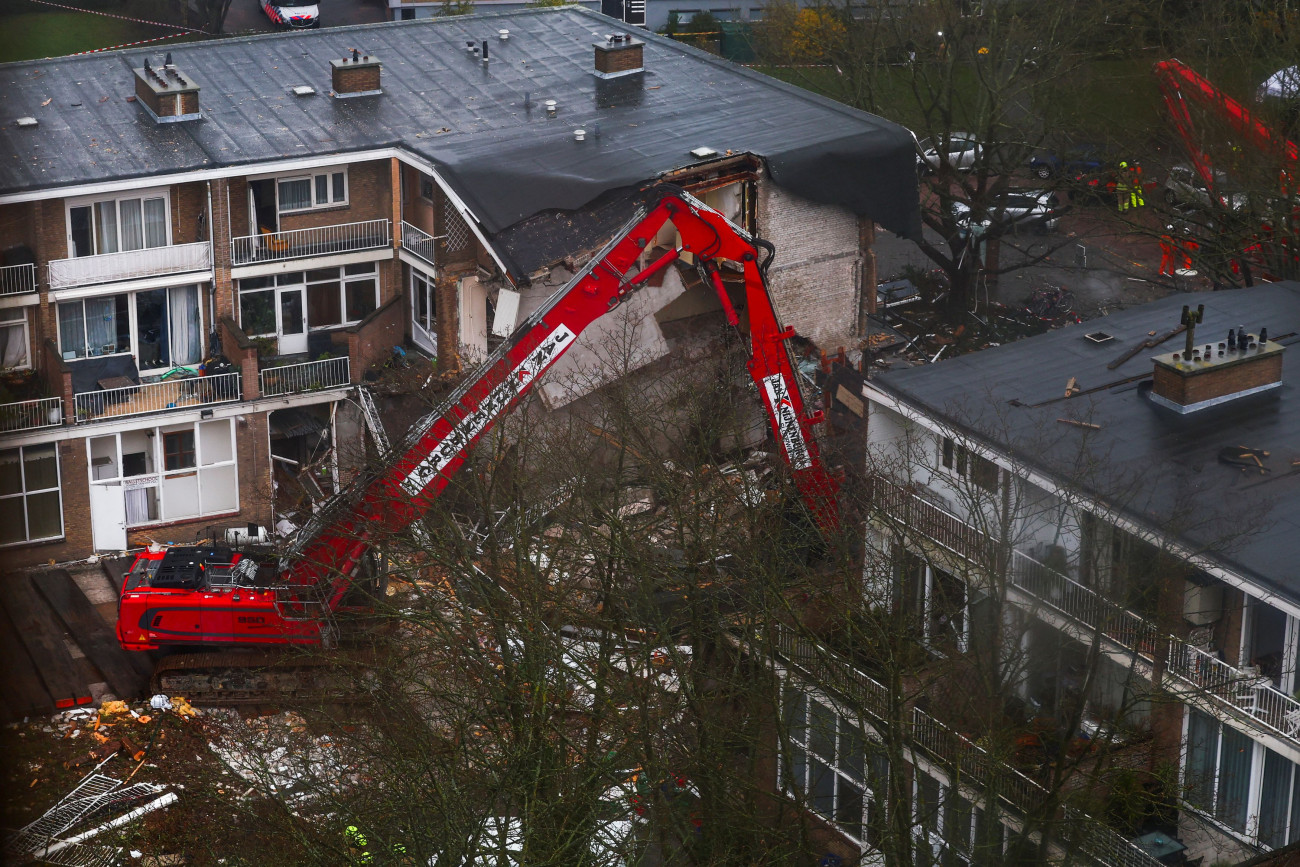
top-left (1154, 58), bottom-right (1300, 282)
top-left (116, 187), bottom-right (840, 696)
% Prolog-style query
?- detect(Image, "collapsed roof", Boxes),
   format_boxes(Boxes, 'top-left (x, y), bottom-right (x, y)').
top-left (0, 7), bottom-right (921, 259)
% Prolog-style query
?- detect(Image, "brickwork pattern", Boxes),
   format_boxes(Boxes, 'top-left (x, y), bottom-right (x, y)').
top-left (276, 160), bottom-right (391, 232)
top-left (332, 62), bottom-right (381, 95)
top-left (594, 43), bottom-right (643, 74)
top-left (338, 293), bottom-right (403, 380)
top-left (1152, 353), bottom-right (1283, 405)
top-left (757, 182), bottom-right (863, 349)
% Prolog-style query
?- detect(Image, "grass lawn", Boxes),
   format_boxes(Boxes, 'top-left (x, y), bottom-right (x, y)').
top-left (0, 11), bottom-right (185, 62)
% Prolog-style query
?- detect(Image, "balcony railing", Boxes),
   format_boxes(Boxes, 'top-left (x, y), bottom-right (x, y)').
top-left (0, 262), bottom-right (37, 296)
top-left (0, 397), bottom-right (64, 433)
top-left (871, 476), bottom-right (1300, 749)
top-left (231, 219), bottom-right (391, 267)
top-left (772, 626), bottom-right (1161, 867)
top-left (259, 357), bottom-right (351, 397)
top-left (73, 372), bottom-right (241, 423)
top-left (48, 242), bottom-right (212, 290)
top-left (400, 220), bottom-right (440, 269)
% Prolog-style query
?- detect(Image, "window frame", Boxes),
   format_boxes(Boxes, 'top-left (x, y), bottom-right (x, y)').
top-left (940, 435), bottom-right (1000, 493)
top-left (54, 285), bottom-right (204, 370)
top-left (240, 264), bottom-right (377, 334)
top-left (65, 190), bottom-right (171, 258)
top-left (277, 170), bottom-right (348, 214)
top-left (0, 307), bottom-right (32, 371)
top-left (0, 443), bottom-right (64, 546)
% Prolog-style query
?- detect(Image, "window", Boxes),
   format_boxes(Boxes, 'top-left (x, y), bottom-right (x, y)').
top-left (782, 686), bottom-right (886, 845)
top-left (419, 176), bottom-right (435, 201)
top-left (0, 444), bottom-right (62, 545)
top-left (1185, 709), bottom-right (1252, 834)
top-left (68, 194), bottom-right (167, 257)
top-left (0, 308), bottom-right (31, 369)
top-left (897, 552), bottom-right (969, 652)
top-left (278, 170), bottom-right (347, 213)
top-left (941, 436), bottom-right (999, 492)
top-left (914, 770), bottom-right (1007, 866)
top-left (238, 276), bottom-right (276, 337)
top-left (56, 286), bottom-right (202, 368)
top-left (88, 420), bottom-right (237, 527)
top-left (163, 430), bottom-right (196, 471)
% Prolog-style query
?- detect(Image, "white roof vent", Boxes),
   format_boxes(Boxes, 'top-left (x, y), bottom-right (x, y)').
top-left (291, 85), bottom-right (316, 97)
top-left (15, 116), bottom-right (38, 128)
top-left (690, 146), bottom-right (718, 159)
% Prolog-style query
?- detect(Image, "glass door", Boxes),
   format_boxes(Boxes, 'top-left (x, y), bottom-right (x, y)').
top-left (277, 287), bottom-right (307, 355)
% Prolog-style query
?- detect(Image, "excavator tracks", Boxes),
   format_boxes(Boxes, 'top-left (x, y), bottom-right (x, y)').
top-left (151, 650), bottom-right (372, 706)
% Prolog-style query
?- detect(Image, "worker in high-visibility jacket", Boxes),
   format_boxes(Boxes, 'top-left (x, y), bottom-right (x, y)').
top-left (1159, 226), bottom-right (1178, 275)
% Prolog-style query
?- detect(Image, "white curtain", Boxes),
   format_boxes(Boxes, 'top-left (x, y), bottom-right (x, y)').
top-left (279, 179), bottom-right (311, 212)
top-left (144, 198), bottom-right (167, 248)
top-left (84, 297), bottom-right (116, 354)
top-left (58, 301), bottom-right (86, 357)
top-left (94, 201), bottom-right (118, 254)
top-left (125, 487), bottom-right (151, 525)
top-left (0, 319), bottom-right (28, 368)
top-left (120, 199), bottom-right (143, 252)
top-left (168, 286), bottom-right (201, 365)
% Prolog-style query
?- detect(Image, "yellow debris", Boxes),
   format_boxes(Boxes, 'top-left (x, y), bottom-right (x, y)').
top-left (99, 700), bottom-right (130, 716)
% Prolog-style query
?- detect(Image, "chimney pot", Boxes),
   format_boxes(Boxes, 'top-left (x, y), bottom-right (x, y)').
top-left (165, 51), bottom-right (173, 66)
top-left (1261, 327), bottom-right (1269, 343)
top-left (499, 29), bottom-right (509, 40)
top-left (482, 41), bottom-right (489, 61)
top-left (353, 48), bottom-right (360, 62)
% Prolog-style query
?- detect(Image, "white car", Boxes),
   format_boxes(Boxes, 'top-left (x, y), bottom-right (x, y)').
top-left (1163, 164), bottom-right (1248, 212)
top-left (951, 190), bottom-right (1063, 233)
top-left (261, 0), bottom-right (319, 28)
top-left (917, 133), bottom-right (982, 174)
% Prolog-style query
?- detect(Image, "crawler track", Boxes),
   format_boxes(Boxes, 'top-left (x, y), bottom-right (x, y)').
top-left (151, 650), bottom-right (371, 706)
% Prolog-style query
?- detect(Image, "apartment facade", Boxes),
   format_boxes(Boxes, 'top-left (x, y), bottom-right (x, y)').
top-left (0, 10), bottom-right (917, 571)
top-left (812, 285), bottom-right (1300, 865)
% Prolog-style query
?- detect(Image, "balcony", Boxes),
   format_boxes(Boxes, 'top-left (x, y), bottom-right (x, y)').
top-left (0, 397), bottom-right (64, 433)
top-left (400, 220), bottom-right (439, 269)
top-left (1, 262), bottom-right (37, 296)
top-left (48, 242), bottom-right (212, 291)
top-left (259, 357), bottom-right (351, 397)
top-left (871, 476), bottom-right (1300, 749)
top-left (231, 219), bottom-right (391, 267)
top-left (72, 371), bottom-right (241, 424)
top-left (772, 627), bottom-right (1162, 867)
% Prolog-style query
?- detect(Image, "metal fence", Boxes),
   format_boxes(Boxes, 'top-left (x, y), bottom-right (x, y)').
top-left (47, 241), bottom-right (211, 290)
top-left (231, 219), bottom-right (390, 266)
top-left (259, 357), bottom-right (351, 397)
top-left (73, 372), bottom-right (241, 423)
top-left (0, 397), bottom-right (64, 433)
top-left (401, 220), bottom-right (439, 269)
top-left (0, 262), bottom-right (36, 295)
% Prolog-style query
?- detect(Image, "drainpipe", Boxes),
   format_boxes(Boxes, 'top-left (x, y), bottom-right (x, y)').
top-left (206, 180), bottom-right (216, 352)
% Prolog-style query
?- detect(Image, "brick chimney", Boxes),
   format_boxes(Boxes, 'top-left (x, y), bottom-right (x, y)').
top-left (1150, 323), bottom-right (1284, 413)
top-left (331, 49), bottom-right (382, 98)
top-left (133, 54), bottom-right (201, 123)
top-left (593, 34), bottom-right (644, 80)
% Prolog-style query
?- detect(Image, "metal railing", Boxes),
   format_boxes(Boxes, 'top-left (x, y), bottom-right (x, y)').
top-left (0, 262), bottom-right (37, 295)
top-left (73, 372), bottom-right (240, 423)
top-left (48, 241), bottom-right (212, 290)
top-left (0, 397), bottom-right (64, 433)
top-left (771, 626), bottom-right (1161, 867)
top-left (872, 475), bottom-right (1300, 748)
top-left (400, 220), bottom-right (439, 269)
top-left (231, 219), bottom-right (391, 266)
top-left (259, 357), bottom-right (351, 397)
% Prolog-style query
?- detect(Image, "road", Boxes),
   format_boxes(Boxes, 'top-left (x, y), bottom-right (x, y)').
top-left (221, 0), bottom-right (387, 34)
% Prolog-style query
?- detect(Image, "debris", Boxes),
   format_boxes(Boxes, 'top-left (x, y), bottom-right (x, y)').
top-left (1057, 418), bottom-right (1101, 430)
top-left (121, 736), bottom-right (146, 761)
top-left (149, 695), bottom-right (173, 712)
top-left (1219, 445), bottom-right (1270, 473)
top-left (1064, 376), bottom-right (1080, 397)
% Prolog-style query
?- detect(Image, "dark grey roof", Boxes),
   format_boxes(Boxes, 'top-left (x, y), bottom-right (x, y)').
top-left (870, 284), bottom-right (1300, 601)
top-left (0, 8), bottom-right (920, 245)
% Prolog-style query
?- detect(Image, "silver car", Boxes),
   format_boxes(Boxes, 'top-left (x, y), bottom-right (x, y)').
top-left (1163, 164), bottom-right (1248, 212)
top-left (917, 133), bottom-right (982, 174)
top-left (951, 190), bottom-right (1063, 233)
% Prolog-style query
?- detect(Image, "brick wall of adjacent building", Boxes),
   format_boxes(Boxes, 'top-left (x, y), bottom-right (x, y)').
top-left (757, 181), bottom-right (865, 350)
top-left (172, 181), bottom-right (209, 246)
top-left (337, 292), bottom-right (403, 379)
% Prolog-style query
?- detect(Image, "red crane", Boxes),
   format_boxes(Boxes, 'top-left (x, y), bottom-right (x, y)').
top-left (116, 188), bottom-right (840, 680)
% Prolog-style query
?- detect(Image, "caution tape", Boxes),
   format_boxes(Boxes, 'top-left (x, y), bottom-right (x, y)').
top-left (28, 0), bottom-right (211, 34)
top-left (73, 32), bottom-right (194, 55)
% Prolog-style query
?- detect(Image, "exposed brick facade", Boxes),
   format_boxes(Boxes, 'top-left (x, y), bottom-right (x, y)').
top-left (593, 40), bottom-right (643, 76)
top-left (337, 293), bottom-right (404, 380)
top-left (331, 56), bottom-right (382, 96)
top-left (757, 181), bottom-right (864, 349)
top-left (1152, 349), bottom-right (1283, 407)
top-left (132, 68), bottom-right (200, 119)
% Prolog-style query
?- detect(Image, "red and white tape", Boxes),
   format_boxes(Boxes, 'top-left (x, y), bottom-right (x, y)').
top-left (72, 32), bottom-right (194, 55)
top-left (29, 0), bottom-right (210, 35)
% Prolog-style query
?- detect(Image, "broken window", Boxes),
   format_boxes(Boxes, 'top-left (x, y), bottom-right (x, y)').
top-left (941, 436), bottom-right (999, 492)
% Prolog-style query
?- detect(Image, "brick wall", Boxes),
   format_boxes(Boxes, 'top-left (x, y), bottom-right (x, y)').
top-left (1153, 353), bottom-right (1283, 406)
top-left (436, 274), bottom-right (460, 371)
top-left (276, 160), bottom-right (391, 232)
top-left (337, 293), bottom-right (403, 380)
top-left (173, 181), bottom-right (208, 246)
top-left (228, 177), bottom-right (249, 249)
top-left (211, 178), bottom-right (233, 319)
top-left (332, 61), bottom-right (381, 96)
top-left (757, 181), bottom-right (865, 349)
top-left (218, 316), bottom-right (260, 400)
top-left (593, 42), bottom-right (642, 75)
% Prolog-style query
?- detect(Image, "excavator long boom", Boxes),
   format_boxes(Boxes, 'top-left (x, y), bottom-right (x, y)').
top-left (284, 188), bottom-right (839, 609)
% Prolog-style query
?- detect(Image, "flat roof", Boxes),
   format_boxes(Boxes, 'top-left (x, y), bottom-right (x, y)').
top-left (0, 8), bottom-right (920, 245)
top-left (870, 283), bottom-right (1300, 600)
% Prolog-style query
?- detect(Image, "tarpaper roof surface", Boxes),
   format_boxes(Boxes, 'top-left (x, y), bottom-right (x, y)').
top-left (870, 284), bottom-right (1300, 599)
top-left (0, 8), bottom-right (920, 248)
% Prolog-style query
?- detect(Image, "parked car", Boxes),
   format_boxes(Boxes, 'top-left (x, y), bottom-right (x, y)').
top-left (917, 133), bottom-right (982, 174)
top-left (951, 190), bottom-right (1063, 233)
top-left (261, 0), bottom-right (319, 28)
top-left (1029, 144), bottom-right (1108, 180)
top-left (1163, 164), bottom-right (1248, 212)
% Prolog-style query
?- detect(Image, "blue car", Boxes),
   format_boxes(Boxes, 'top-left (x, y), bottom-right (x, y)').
top-left (1029, 144), bottom-right (1107, 181)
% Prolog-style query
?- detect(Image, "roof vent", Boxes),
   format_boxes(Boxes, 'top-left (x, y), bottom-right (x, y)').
top-left (593, 33), bottom-right (644, 80)
top-left (132, 55), bottom-right (201, 124)
top-left (291, 85), bottom-right (316, 97)
top-left (1149, 306), bottom-right (1284, 413)
top-left (690, 146), bottom-right (719, 159)
top-left (331, 50), bottom-right (382, 99)
top-left (15, 116), bottom-right (38, 128)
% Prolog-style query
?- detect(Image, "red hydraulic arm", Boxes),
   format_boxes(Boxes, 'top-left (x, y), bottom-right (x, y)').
top-left (285, 188), bottom-right (839, 609)
top-left (1154, 58), bottom-right (1299, 197)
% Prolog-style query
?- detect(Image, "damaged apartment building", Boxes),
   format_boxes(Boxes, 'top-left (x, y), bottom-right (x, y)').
top-left (0, 9), bottom-right (917, 569)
